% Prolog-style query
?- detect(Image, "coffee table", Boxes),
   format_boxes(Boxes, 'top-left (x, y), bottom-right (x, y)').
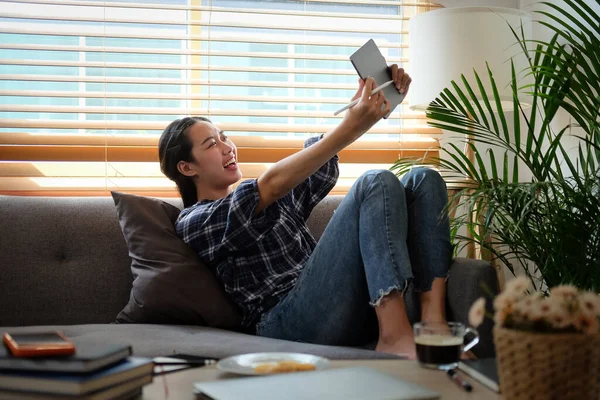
top-left (142, 359), bottom-right (502, 399)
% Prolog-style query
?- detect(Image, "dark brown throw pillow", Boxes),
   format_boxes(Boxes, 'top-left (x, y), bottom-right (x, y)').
top-left (111, 191), bottom-right (241, 329)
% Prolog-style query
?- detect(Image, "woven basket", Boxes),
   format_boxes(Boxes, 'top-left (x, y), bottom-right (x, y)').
top-left (494, 327), bottom-right (600, 400)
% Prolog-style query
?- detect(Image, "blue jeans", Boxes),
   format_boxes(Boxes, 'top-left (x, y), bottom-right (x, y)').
top-left (255, 168), bottom-right (452, 346)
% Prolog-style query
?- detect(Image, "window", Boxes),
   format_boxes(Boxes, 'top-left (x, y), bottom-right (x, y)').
top-left (0, 0), bottom-right (441, 196)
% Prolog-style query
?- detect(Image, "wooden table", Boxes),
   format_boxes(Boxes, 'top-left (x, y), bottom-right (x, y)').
top-left (142, 359), bottom-right (502, 399)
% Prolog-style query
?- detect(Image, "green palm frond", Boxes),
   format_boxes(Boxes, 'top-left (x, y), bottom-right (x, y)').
top-left (392, 0), bottom-right (600, 291)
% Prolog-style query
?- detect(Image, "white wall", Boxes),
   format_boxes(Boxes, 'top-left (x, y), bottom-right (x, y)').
top-left (518, 0), bottom-right (600, 178)
top-left (519, 0), bottom-right (600, 41)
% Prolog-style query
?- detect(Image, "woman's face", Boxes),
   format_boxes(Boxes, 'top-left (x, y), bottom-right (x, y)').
top-left (179, 121), bottom-right (242, 193)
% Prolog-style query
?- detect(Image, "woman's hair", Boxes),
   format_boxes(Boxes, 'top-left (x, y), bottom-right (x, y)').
top-left (159, 116), bottom-right (212, 208)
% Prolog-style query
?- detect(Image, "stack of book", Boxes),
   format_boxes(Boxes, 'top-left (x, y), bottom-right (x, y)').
top-left (0, 342), bottom-right (153, 399)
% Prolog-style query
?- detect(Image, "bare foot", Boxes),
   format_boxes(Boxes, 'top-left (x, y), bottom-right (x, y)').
top-left (375, 336), bottom-right (417, 360)
top-left (420, 318), bottom-right (449, 326)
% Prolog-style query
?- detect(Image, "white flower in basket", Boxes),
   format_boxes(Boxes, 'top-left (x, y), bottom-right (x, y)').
top-left (469, 277), bottom-right (600, 334)
top-left (468, 278), bottom-right (600, 400)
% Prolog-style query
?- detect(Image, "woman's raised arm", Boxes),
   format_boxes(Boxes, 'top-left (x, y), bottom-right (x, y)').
top-left (255, 77), bottom-right (390, 214)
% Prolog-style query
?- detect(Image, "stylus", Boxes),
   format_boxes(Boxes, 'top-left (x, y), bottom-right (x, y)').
top-left (333, 80), bottom-right (394, 116)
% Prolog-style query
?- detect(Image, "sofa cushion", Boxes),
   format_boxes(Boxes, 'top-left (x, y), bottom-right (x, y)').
top-left (111, 192), bottom-right (241, 329)
top-left (0, 196), bottom-right (135, 326)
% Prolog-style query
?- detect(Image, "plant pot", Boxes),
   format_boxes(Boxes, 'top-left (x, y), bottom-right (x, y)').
top-left (493, 327), bottom-right (600, 400)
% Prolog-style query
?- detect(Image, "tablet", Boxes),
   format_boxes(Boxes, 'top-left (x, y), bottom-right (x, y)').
top-left (349, 39), bottom-right (406, 118)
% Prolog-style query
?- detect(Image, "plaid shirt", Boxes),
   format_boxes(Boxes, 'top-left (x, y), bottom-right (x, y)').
top-left (176, 136), bottom-right (339, 328)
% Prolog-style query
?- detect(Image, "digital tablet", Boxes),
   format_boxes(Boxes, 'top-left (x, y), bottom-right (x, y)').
top-left (349, 39), bottom-right (406, 118)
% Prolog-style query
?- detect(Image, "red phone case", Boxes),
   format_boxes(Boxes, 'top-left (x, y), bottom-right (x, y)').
top-left (2, 331), bottom-right (76, 358)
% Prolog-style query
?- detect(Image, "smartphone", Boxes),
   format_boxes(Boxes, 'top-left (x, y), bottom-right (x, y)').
top-left (2, 331), bottom-right (76, 358)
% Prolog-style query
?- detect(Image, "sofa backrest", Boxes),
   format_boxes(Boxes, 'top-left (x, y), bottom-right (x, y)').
top-left (0, 195), bottom-right (343, 327)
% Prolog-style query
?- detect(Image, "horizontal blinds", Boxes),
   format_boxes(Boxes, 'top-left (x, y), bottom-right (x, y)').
top-left (0, 13), bottom-right (409, 33)
top-left (0, 106), bottom-right (427, 119)
top-left (4, 0), bottom-right (438, 13)
top-left (0, 27), bottom-right (407, 47)
top-left (0, 120), bottom-right (437, 135)
top-left (0, 0), bottom-right (441, 196)
top-left (0, 132), bottom-right (439, 163)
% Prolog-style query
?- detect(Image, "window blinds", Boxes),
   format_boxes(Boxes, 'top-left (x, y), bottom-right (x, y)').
top-left (0, 0), bottom-right (441, 196)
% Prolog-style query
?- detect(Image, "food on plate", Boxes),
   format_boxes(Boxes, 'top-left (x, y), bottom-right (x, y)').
top-left (254, 360), bottom-right (316, 374)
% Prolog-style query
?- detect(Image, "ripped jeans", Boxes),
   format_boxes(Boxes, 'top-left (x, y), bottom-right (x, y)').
top-left (255, 168), bottom-right (452, 347)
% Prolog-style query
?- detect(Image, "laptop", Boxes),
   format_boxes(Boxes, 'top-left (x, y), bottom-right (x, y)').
top-left (193, 366), bottom-right (440, 400)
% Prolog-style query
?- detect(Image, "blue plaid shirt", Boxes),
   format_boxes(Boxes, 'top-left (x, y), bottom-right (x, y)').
top-left (176, 136), bottom-right (339, 328)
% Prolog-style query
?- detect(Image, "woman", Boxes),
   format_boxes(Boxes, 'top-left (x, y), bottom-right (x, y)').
top-left (159, 66), bottom-right (452, 358)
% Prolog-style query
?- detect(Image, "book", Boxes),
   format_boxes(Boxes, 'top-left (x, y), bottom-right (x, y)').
top-left (0, 374), bottom-right (151, 399)
top-left (0, 357), bottom-right (153, 396)
top-left (0, 341), bottom-right (131, 373)
top-left (458, 358), bottom-right (500, 393)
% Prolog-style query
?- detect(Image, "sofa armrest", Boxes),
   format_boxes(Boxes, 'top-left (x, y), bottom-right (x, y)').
top-left (447, 257), bottom-right (500, 358)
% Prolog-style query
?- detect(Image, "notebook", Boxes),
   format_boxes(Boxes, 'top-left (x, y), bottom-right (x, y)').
top-left (0, 357), bottom-right (153, 395)
top-left (193, 366), bottom-right (440, 400)
top-left (458, 358), bottom-right (500, 393)
top-left (349, 39), bottom-right (406, 119)
top-left (0, 374), bottom-right (151, 400)
top-left (0, 341), bottom-right (131, 373)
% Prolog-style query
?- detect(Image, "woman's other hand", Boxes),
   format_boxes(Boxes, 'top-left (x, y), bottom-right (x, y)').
top-left (341, 77), bottom-right (391, 139)
top-left (390, 64), bottom-right (412, 96)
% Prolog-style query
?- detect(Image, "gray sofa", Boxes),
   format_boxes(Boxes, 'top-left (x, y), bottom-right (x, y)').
top-left (0, 195), bottom-right (498, 359)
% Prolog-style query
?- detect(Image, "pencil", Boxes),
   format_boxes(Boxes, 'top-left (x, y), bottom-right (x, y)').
top-left (333, 80), bottom-right (394, 116)
top-left (154, 359), bottom-right (217, 366)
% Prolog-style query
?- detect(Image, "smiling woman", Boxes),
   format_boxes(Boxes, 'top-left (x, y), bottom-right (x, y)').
top-left (0, 0), bottom-right (442, 196)
top-left (159, 73), bottom-right (454, 359)
top-left (159, 116), bottom-right (242, 207)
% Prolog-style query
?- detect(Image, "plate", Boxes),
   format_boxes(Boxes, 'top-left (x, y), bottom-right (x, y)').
top-left (216, 352), bottom-right (330, 375)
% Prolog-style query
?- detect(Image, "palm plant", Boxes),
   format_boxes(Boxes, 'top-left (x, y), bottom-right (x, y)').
top-left (392, 0), bottom-right (600, 292)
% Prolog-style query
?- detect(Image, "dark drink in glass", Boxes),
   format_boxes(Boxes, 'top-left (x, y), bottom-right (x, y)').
top-left (413, 322), bottom-right (479, 370)
top-left (415, 335), bottom-right (463, 369)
